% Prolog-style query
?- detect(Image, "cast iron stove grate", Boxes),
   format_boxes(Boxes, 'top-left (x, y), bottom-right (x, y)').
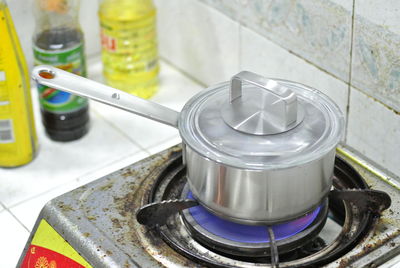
top-left (138, 153), bottom-right (391, 268)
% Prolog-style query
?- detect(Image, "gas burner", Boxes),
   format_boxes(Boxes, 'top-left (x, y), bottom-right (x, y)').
top-left (140, 153), bottom-right (391, 267)
top-left (19, 146), bottom-right (399, 268)
top-left (181, 187), bottom-right (328, 257)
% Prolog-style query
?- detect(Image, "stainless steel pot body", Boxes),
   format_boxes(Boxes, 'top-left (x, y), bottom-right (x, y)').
top-left (32, 66), bottom-right (343, 225)
top-left (183, 143), bottom-right (336, 225)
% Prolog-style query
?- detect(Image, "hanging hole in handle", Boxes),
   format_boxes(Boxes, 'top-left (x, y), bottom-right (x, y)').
top-left (38, 70), bottom-right (56, 79)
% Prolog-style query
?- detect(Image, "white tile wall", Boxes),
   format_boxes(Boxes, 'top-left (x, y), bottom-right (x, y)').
top-left (351, 1), bottom-right (400, 112)
top-left (6, 0), bottom-right (35, 67)
top-left (347, 88), bottom-right (400, 177)
top-left (240, 26), bottom-right (349, 119)
top-left (354, 0), bottom-right (400, 36)
top-left (329, 0), bottom-right (354, 11)
top-left (0, 210), bottom-right (30, 268)
top-left (79, 0), bottom-right (101, 58)
top-left (147, 135), bottom-right (182, 155)
top-left (154, 0), bottom-right (240, 85)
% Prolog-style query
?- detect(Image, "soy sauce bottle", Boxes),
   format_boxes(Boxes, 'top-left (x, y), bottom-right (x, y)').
top-left (33, 0), bottom-right (89, 141)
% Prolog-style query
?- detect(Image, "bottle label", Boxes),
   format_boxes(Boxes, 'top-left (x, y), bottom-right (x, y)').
top-left (33, 43), bottom-right (88, 113)
top-left (0, 119), bottom-right (14, 143)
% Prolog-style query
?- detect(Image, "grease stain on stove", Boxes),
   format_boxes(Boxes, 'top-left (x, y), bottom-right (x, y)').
top-left (99, 182), bottom-right (113, 191)
top-left (339, 225), bottom-right (400, 267)
top-left (121, 169), bottom-right (138, 178)
top-left (87, 215), bottom-right (97, 221)
top-left (111, 218), bottom-right (122, 229)
top-left (57, 201), bottom-right (74, 212)
top-left (115, 162), bottom-right (199, 266)
top-left (83, 232), bottom-right (91, 238)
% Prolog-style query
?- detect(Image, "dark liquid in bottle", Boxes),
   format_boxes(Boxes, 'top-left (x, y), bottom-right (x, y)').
top-left (35, 27), bottom-right (89, 141)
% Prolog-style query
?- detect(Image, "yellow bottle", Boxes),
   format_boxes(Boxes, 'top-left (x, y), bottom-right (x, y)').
top-left (99, 0), bottom-right (159, 99)
top-left (0, 0), bottom-right (38, 167)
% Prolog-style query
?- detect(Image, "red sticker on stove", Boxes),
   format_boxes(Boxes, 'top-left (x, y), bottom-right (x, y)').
top-left (21, 245), bottom-right (86, 268)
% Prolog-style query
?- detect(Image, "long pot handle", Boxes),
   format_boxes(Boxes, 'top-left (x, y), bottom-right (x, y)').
top-left (31, 65), bottom-right (180, 128)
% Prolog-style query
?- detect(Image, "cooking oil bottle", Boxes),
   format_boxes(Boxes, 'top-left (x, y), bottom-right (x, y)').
top-left (0, 0), bottom-right (38, 167)
top-left (99, 0), bottom-right (159, 99)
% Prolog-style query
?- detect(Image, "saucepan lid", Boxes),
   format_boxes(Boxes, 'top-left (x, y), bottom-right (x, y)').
top-left (178, 71), bottom-right (344, 170)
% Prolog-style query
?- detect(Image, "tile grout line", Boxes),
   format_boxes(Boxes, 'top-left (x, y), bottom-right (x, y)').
top-left (202, 0), bottom-right (350, 86)
top-left (158, 56), bottom-right (207, 88)
top-left (242, 25), bottom-right (349, 86)
top-left (344, 0), bottom-right (357, 143)
top-left (2, 205), bottom-right (30, 232)
top-left (0, 201), bottom-right (6, 211)
top-left (238, 23), bottom-right (242, 70)
top-left (7, 150), bottom-right (148, 209)
top-left (161, 0), bottom-right (241, 87)
top-left (201, 0), bottom-right (400, 115)
top-left (350, 86), bottom-right (400, 115)
top-left (91, 108), bottom-right (152, 155)
top-left (73, 150), bottom-right (150, 181)
top-left (7, 181), bottom-right (74, 209)
top-left (144, 134), bottom-right (181, 151)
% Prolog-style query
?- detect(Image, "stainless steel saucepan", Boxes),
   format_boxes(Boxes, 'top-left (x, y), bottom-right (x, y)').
top-left (32, 66), bottom-right (344, 225)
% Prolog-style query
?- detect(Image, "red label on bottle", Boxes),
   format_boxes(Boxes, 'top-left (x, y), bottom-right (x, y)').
top-left (21, 245), bottom-right (86, 268)
top-left (101, 30), bottom-right (117, 52)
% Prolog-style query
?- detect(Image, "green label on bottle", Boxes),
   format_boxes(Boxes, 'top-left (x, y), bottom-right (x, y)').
top-left (33, 43), bottom-right (87, 113)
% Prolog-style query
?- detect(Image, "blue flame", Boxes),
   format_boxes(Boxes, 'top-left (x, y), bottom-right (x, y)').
top-left (187, 192), bottom-right (321, 243)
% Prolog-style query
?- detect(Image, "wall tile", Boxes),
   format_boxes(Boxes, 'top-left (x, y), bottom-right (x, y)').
top-left (80, 0), bottom-right (101, 58)
top-left (154, 0), bottom-right (240, 85)
top-left (351, 1), bottom-right (400, 112)
top-left (240, 27), bottom-right (349, 119)
top-left (328, 0), bottom-right (354, 11)
top-left (353, 0), bottom-right (400, 35)
top-left (200, 0), bottom-right (353, 82)
top-left (0, 211), bottom-right (29, 268)
top-left (7, 0), bottom-right (100, 68)
top-left (199, 0), bottom-right (241, 20)
top-left (6, 0), bottom-right (35, 67)
top-left (147, 135), bottom-right (182, 155)
top-left (347, 88), bottom-right (400, 178)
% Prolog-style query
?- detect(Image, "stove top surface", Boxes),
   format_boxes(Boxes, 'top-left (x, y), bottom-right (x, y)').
top-left (26, 145), bottom-right (400, 267)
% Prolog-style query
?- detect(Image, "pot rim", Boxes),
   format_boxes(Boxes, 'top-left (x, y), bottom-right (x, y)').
top-left (178, 79), bottom-right (345, 170)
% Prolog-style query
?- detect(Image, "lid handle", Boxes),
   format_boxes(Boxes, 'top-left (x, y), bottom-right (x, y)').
top-left (221, 71), bottom-right (302, 135)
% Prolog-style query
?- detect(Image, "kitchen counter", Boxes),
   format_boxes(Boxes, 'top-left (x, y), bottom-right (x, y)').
top-left (0, 58), bottom-right (203, 268)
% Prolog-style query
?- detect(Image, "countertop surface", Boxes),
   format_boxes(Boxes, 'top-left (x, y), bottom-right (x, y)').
top-left (0, 58), bottom-right (203, 267)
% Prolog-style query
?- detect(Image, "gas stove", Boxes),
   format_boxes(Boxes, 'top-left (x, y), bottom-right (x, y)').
top-left (18, 145), bottom-right (400, 267)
